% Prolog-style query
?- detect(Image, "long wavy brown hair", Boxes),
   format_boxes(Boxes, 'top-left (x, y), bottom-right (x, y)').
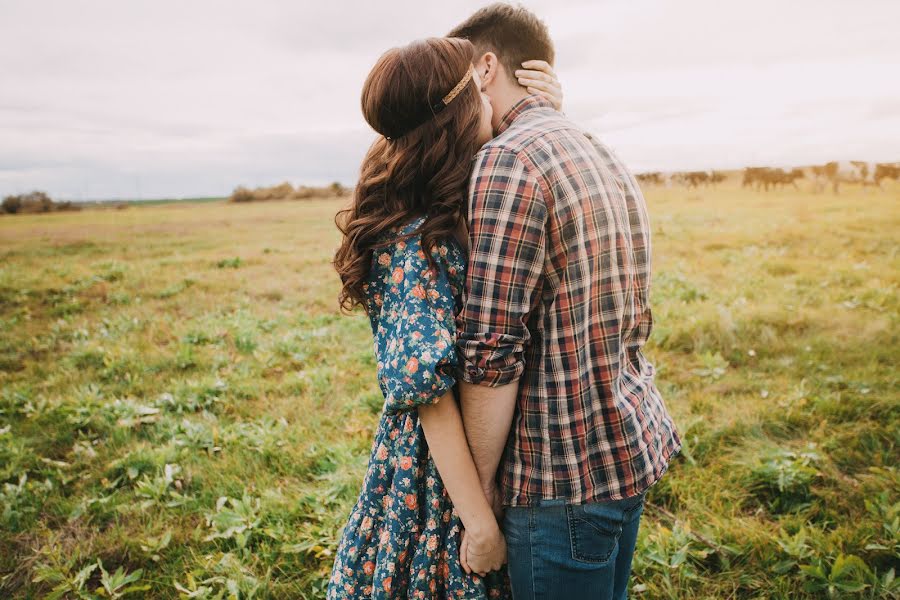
top-left (333, 37), bottom-right (484, 312)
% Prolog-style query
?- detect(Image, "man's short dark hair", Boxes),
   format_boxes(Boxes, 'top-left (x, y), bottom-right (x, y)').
top-left (447, 3), bottom-right (554, 83)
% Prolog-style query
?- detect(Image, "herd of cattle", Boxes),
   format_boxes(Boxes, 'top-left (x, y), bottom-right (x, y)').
top-left (635, 161), bottom-right (900, 194)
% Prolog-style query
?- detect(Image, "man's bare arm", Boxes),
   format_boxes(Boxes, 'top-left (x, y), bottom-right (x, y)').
top-left (460, 380), bottom-right (519, 495)
top-left (418, 388), bottom-right (507, 575)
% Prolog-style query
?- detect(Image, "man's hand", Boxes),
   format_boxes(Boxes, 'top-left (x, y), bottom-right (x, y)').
top-left (459, 525), bottom-right (507, 577)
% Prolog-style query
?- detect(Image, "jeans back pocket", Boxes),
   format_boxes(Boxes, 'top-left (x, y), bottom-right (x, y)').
top-left (566, 495), bottom-right (644, 564)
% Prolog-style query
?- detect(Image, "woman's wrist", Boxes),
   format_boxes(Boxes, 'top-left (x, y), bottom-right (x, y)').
top-left (464, 513), bottom-right (501, 546)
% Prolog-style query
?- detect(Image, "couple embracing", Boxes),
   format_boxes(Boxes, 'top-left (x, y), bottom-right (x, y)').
top-left (330, 4), bottom-right (681, 599)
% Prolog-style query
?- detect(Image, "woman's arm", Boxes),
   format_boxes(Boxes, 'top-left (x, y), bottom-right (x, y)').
top-left (418, 389), bottom-right (506, 577)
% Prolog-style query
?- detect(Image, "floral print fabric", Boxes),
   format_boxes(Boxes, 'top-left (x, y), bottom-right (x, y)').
top-left (327, 216), bottom-right (509, 599)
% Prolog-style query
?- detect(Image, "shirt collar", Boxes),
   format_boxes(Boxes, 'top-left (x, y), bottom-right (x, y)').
top-left (496, 94), bottom-right (554, 135)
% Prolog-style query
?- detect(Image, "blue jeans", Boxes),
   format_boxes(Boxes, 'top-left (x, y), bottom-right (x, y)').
top-left (502, 492), bottom-right (646, 600)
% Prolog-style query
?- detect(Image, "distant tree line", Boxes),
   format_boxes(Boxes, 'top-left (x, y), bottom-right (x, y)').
top-left (1, 191), bottom-right (80, 215)
top-left (229, 181), bottom-right (349, 203)
top-left (635, 161), bottom-right (900, 194)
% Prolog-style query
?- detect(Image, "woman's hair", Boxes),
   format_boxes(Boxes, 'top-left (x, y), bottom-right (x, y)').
top-left (333, 37), bottom-right (482, 312)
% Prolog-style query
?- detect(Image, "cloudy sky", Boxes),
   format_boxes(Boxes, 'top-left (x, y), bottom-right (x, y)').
top-left (1, 0), bottom-right (898, 200)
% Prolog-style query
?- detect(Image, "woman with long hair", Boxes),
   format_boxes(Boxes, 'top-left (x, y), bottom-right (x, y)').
top-left (329, 37), bottom-right (562, 599)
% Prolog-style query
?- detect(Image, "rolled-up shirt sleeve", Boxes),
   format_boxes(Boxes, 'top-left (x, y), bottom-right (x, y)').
top-left (456, 145), bottom-right (547, 387)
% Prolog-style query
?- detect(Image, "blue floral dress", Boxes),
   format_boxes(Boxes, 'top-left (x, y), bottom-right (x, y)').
top-left (327, 215), bottom-right (510, 599)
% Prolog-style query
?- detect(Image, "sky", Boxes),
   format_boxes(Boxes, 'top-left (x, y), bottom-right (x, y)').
top-left (1, 0), bottom-right (898, 200)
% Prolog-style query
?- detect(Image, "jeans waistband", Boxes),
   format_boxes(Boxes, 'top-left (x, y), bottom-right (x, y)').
top-left (527, 491), bottom-right (647, 509)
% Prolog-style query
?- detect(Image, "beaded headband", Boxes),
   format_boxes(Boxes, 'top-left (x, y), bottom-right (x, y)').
top-left (384, 64), bottom-right (475, 140)
top-left (439, 65), bottom-right (474, 108)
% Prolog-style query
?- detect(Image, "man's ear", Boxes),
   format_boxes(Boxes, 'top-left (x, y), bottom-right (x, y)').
top-left (480, 52), bottom-right (499, 88)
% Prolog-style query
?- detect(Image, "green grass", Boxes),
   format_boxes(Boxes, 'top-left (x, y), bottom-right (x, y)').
top-left (0, 184), bottom-right (897, 599)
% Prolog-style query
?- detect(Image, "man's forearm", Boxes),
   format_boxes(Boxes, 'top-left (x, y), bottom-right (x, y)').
top-left (459, 380), bottom-right (519, 489)
top-left (418, 389), bottom-right (500, 545)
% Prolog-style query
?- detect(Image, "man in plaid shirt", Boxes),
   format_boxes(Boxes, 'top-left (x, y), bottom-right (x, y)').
top-left (449, 5), bottom-right (681, 598)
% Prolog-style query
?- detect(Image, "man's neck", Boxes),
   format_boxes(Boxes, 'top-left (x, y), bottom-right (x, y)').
top-left (491, 86), bottom-right (530, 132)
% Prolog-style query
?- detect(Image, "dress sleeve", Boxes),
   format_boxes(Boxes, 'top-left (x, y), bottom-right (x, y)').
top-left (373, 234), bottom-right (458, 415)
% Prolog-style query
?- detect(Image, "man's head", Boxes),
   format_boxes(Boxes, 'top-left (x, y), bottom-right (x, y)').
top-left (448, 3), bottom-right (554, 130)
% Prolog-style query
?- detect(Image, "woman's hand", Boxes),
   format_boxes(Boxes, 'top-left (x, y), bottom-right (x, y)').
top-left (516, 59), bottom-right (564, 111)
top-left (460, 523), bottom-right (507, 577)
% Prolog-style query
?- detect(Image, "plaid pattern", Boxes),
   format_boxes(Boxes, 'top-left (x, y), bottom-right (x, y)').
top-left (456, 95), bottom-right (681, 506)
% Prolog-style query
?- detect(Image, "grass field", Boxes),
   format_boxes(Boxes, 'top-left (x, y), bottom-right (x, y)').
top-left (1, 182), bottom-right (898, 599)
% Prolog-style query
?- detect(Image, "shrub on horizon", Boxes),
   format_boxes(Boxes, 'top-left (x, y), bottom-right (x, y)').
top-left (1, 191), bottom-right (80, 214)
top-left (228, 181), bottom-right (349, 203)
top-left (229, 186), bottom-right (255, 203)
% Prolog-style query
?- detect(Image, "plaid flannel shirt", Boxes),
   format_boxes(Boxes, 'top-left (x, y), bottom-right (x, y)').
top-left (456, 94), bottom-right (681, 506)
